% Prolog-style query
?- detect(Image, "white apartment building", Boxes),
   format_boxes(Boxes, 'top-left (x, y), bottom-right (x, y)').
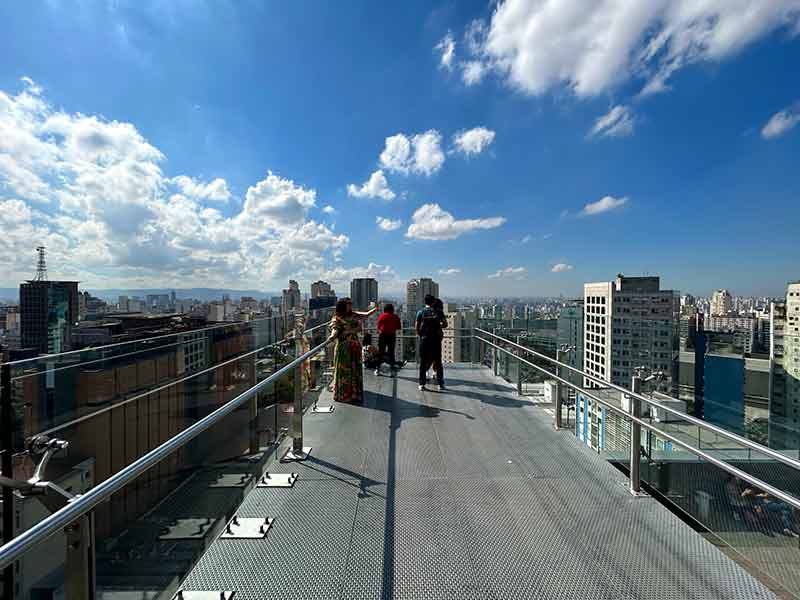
top-left (769, 282), bottom-right (800, 450)
top-left (441, 305), bottom-right (477, 363)
top-left (710, 289), bottom-right (733, 316)
top-left (584, 275), bottom-right (677, 390)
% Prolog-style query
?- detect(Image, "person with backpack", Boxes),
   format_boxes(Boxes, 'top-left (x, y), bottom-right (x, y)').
top-left (416, 294), bottom-right (447, 390)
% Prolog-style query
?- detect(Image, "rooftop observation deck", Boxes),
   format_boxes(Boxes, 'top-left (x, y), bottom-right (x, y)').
top-left (178, 364), bottom-right (775, 600)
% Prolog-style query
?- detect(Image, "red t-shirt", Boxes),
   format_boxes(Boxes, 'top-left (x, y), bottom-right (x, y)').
top-left (377, 312), bottom-right (401, 335)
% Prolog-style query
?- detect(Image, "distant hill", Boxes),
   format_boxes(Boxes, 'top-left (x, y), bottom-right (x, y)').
top-left (0, 287), bottom-right (281, 304)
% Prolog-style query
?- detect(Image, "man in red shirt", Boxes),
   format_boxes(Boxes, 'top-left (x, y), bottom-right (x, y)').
top-left (375, 303), bottom-right (403, 376)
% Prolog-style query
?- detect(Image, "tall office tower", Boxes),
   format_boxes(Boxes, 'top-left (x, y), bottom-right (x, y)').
top-left (405, 278), bottom-right (439, 320)
top-left (710, 289), bottom-right (733, 316)
top-left (20, 250), bottom-right (79, 354)
top-left (583, 275), bottom-right (678, 390)
top-left (769, 283), bottom-right (800, 450)
top-left (557, 302), bottom-right (584, 389)
top-left (282, 280), bottom-right (302, 314)
top-left (350, 278), bottom-right (378, 310)
top-left (311, 280), bottom-right (333, 299)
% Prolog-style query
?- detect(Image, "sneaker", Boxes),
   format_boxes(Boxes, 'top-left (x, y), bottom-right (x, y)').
top-left (438, 383), bottom-right (446, 391)
top-left (418, 384), bottom-right (426, 391)
top-left (374, 368), bottom-right (380, 376)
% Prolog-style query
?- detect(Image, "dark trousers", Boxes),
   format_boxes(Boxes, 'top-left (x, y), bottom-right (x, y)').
top-left (377, 333), bottom-right (397, 368)
top-left (419, 337), bottom-right (443, 385)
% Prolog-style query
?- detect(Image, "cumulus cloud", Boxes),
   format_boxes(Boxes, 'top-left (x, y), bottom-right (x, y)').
top-left (438, 268), bottom-right (462, 275)
top-left (380, 130), bottom-right (445, 176)
top-left (172, 175), bottom-right (232, 202)
top-left (0, 79), bottom-right (352, 289)
top-left (376, 216), bottom-right (403, 231)
top-left (435, 32), bottom-right (456, 71)
top-left (589, 105), bottom-right (635, 139)
top-left (762, 104), bottom-right (800, 139)
top-left (321, 262), bottom-right (400, 289)
top-left (580, 195), bottom-right (628, 216)
top-left (322, 205), bottom-right (337, 214)
top-left (347, 169), bottom-right (396, 200)
top-left (488, 266), bottom-right (527, 279)
top-left (452, 127), bottom-right (496, 155)
top-left (551, 263), bottom-right (574, 273)
top-left (406, 203), bottom-right (505, 240)
top-left (450, 0), bottom-right (800, 98)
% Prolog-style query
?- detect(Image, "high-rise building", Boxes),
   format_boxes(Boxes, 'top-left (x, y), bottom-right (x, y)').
top-left (350, 278), bottom-right (378, 310)
top-left (769, 282), bottom-right (800, 450)
top-left (557, 302), bottom-right (584, 389)
top-left (583, 275), bottom-right (678, 390)
top-left (311, 280), bottom-right (333, 299)
top-left (20, 280), bottom-right (79, 354)
top-left (282, 280), bottom-right (302, 314)
top-left (405, 278), bottom-right (439, 321)
top-left (710, 289), bottom-right (733, 316)
top-left (706, 314), bottom-right (758, 354)
top-left (441, 304), bottom-right (477, 363)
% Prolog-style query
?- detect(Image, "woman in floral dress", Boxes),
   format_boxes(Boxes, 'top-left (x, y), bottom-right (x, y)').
top-left (328, 298), bottom-right (378, 404)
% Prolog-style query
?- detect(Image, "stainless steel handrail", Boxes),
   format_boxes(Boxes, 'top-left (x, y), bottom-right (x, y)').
top-left (0, 337), bottom-right (333, 571)
top-left (475, 335), bottom-right (800, 511)
top-left (476, 327), bottom-right (800, 472)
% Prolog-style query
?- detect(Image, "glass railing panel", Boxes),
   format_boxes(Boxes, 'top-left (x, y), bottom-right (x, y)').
top-left (6, 315), bottom-right (294, 442)
top-left (5, 342), bottom-right (325, 599)
top-left (3, 348), bottom-right (301, 573)
top-left (639, 429), bottom-right (800, 599)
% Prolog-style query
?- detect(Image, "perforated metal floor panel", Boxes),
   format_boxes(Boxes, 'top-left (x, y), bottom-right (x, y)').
top-left (181, 364), bottom-right (776, 599)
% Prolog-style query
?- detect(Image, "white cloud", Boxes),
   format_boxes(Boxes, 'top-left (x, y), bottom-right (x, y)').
top-left (321, 262), bottom-right (399, 289)
top-left (589, 105), bottom-right (635, 139)
top-left (551, 263), bottom-right (574, 273)
top-left (488, 266), bottom-right (527, 279)
top-left (0, 80), bottom-right (354, 289)
top-left (347, 169), bottom-right (396, 200)
top-left (406, 203), bottom-right (505, 240)
top-left (438, 268), bottom-right (461, 275)
top-left (457, 0), bottom-right (800, 97)
top-left (580, 195), bottom-right (628, 216)
top-left (376, 216), bottom-right (403, 231)
top-left (172, 175), bottom-right (232, 202)
top-left (762, 104), bottom-right (800, 139)
top-left (379, 130), bottom-right (445, 176)
top-left (461, 61), bottom-right (487, 86)
top-left (435, 32), bottom-right (456, 71)
top-left (322, 205), bottom-right (337, 214)
top-left (452, 127), bottom-right (496, 155)
top-left (238, 171), bottom-right (316, 230)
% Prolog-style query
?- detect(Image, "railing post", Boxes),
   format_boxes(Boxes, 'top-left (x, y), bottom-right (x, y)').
top-left (284, 331), bottom-right (311, 462)
top-left (291, 355), bottom-right (304, 453)
top-left (554, 349), bottom-right (563, 430)
top-left (1, 363), bottom-right (14, 600)
top-left (64, 513), bottom-right (96, 599)
top-left (516, 359), bottom-right (522, 395)
top-left (629, 375), bottom-right (643, 496)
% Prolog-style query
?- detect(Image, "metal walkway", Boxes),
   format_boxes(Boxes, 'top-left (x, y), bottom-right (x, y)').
top-left (181, 364), bottom-right (776, 599)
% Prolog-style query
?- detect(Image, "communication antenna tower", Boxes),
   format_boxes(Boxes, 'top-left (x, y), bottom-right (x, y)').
top-left (34, 246), bottom-right (48, 281)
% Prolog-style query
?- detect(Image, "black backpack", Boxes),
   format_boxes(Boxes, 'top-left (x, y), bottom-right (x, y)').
top-left (418, 306), bottom-right (442, 338)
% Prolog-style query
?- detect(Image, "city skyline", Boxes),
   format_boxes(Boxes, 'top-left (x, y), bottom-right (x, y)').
top-left (1, 2), bottom-right (799, 297)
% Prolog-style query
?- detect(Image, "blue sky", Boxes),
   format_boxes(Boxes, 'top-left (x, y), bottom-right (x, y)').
top-left (1, 1), bottom-right (799, 298)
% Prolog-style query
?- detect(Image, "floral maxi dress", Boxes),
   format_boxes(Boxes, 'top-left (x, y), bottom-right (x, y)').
top-left (331, 316), bottom-right (364, 403)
